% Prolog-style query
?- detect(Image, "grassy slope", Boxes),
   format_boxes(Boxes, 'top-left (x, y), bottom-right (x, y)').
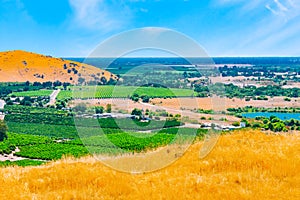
top-left (0, 50), bottom-right (117, 84)
top-left (0, 129), bottom-right (299, 199)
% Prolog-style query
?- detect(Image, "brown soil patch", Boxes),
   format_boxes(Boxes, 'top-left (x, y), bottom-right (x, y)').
top-left (151, 97), bottom-right (300, 111)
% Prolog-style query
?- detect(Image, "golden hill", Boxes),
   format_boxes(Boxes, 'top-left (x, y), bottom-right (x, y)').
top-left (0, 50), bottom-right (117, 84)
top-left (0, 129), bottom-right (299, 199)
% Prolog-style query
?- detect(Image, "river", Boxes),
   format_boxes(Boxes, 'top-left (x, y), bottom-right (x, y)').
top-left (242, 112), bottom-right (300, 120)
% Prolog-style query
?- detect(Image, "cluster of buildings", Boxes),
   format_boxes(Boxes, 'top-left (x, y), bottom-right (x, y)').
top-left (201, 122), bottom-right (246, 131)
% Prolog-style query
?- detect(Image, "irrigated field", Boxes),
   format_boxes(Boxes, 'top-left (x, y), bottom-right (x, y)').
top-left (0, 129), bottom-right (299, 199)
top-left (57, 86), bottom-right (196, 100)
top-left (10, 90), bottom-right (53, 97)
top-left (1, 105), bottom-right (202, 163)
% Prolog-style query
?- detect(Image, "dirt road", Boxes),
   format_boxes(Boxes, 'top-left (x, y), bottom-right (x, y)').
top-left (48, 89), bottom-right (60, 106)
top-left (0, 99), bottom-right (6, 120)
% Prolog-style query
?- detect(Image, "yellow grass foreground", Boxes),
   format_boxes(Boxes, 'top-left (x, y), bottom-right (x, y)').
top-left (0, 129), bottom-right (300, 199)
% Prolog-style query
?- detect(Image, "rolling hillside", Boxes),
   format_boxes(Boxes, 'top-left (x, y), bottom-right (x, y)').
top-left (0, 129), bottom-right (299, 199)
top-left (0, 50), bottom-right (117, 84)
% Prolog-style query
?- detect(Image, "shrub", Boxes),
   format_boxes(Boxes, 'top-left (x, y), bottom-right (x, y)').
top-left (95, 106), bottom-right (104, 114)
top-left (232, 121), bottom-right (240, 127)
top-left (106, 104), bottom-right (112, 113)
top-left (130, 93), bottom-right (139, 102)
top-left (73, 103), bottom-right (87, 113)
top-left (252, 122), bottom-right (262, 128)
top-left (131, 108), bottom-right (142, 117)
top-left (141, 95), bottom-right (150, 103)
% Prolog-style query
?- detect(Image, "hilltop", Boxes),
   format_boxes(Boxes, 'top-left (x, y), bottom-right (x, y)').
top-left (0, 50), bottom-right (117, 84)
top-left (0, 129), bottom-right (299, 199)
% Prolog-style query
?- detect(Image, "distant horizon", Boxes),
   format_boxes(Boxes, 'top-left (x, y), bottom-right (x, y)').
top-left (63, 56), bottom-right (300, 58)
top-left (4, 49), bottom-right (300, 59)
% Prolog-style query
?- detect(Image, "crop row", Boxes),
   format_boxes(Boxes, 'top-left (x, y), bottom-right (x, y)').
top-left (7, 122), bottom-right (124, 138)
top-left (5, 113), bottom-right (182, 131)
top-left (57, 86), bottom-right (195, 100)
top-left (4, 105), bottom-right (68, 115)
top-left (1, 127), bottom-right (207, 161)
top-left (0, 160), bottom-right (45, 167)
top-left (10, 90), bottom-right (53, 97)
top-left (0, 133), bottom-right (53, 154)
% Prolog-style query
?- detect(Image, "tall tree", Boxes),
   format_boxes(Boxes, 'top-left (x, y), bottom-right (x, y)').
top-left (0, 120), bottom-right (8, 141)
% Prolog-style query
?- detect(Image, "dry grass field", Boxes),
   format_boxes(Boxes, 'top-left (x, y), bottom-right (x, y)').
top-left (0, 129), bottom-right (299, 199)
top-left (151, 97), bottom-right (300, 111)
top-left (0, 50), bottom-right (116, 83)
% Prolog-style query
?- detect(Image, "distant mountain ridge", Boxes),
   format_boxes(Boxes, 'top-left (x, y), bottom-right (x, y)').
top-left (0, 50), bottom-right (117, 84)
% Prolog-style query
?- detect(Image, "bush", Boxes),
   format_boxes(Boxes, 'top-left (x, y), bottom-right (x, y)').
top-left (252, 122), bottom-right (262, 128)
top-left (130, 93), bottom-right (139, 102)
top-left (95, 106), bottom-right (104, 114)
top-left (106, 104), bottom-right (112, 113)
top-left (232, 121), bottom-right (240, 127)
top-left (131, 108), bottom-right (142, 117)
top-left (73, 103), bottom-right (87, 113)
top-left (141, 95), bottom-right (150, 103)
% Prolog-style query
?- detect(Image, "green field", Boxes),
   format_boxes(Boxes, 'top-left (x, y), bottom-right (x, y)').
top-left (0, 160), bottom-right (45, 167)
top-left (10, 90), bottom-right (53, 97)
top-left (1, 105), bottom-right (206, 167)
top-left (0, 127), bottom-right (203, 162)
top-left (9, 86), bottom-right (196, 100)
top-left (57, 86), bottom-right (196, 100)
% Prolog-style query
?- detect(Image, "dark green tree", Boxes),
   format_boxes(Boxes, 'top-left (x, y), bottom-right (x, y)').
top-left (95, 106), bottom-right (104, 114)
top-left (0, 120), bottom-right (8, 141)
top-left (131, 108), bottom-right (142, 118)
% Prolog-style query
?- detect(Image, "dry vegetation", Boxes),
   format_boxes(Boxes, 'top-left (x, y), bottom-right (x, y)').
top-left (0, 50), bottom-right (116, 84)
top-left (0, 129), bottom-right (300, 199)
top-left (151, 96), bottom-right (300, 111)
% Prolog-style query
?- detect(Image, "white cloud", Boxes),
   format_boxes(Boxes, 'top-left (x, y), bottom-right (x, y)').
top-left (265, 3), bottom-right (280, 15)
top-left (274, 0), bottom-right (288, 11)
top-left (68, 0), bottom-right (132, 32)
top-left (264, 0), bottom-right (300, 22)
top-left (214, 0), bottom-right (300, 56)
top-left (265, 0), bottom-right (289, 18)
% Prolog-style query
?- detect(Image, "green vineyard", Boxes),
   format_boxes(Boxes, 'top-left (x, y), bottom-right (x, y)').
top-left (10, 90), bottom-right (53, 97)
top-left (57, 86), bottom-right (196, 100)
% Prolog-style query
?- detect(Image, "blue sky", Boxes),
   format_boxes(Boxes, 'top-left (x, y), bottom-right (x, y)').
top-left (1, 0), bottom-right (300, 57)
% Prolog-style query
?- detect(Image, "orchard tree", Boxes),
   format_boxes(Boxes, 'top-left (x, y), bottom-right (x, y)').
top-left (131, 108), bottom-right (142, 118)
top-left (106, 104), bottom-right (112, 113)
top-left (95, 106), bottom-right (104, 114)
